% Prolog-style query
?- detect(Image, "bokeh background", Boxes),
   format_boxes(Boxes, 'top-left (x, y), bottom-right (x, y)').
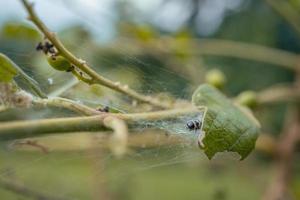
top-left (0, 0), bottom-right (300, 199)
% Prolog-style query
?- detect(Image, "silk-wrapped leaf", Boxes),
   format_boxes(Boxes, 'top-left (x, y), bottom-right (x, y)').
top-left (192, 84), bottom-right (260, 160)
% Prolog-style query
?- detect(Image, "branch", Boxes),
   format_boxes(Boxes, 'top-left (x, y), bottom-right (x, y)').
top-left (262, 71), bottom-right (300, 200)
top-left (103, 116), bottom-right (128, 157)
top-left (257, 84), bottom-right (300, 104)
top-left (10, 139), bottom-right (49, 153)
top-left (113, 38), bottom-right (300, 72)
top-left (262, 106), bottom-right (300, 200)
top-left (1, 82), bottom-right (106, 116)
top-left (191, 39), bottom-right (300, 72)
top-left (0, 107), bottom-right (198, 140)
top-left (32, 97), bottom-right (101, 116)
top-left (20, 0), bottom-right (172, 109)
top-left (10, 131), bottom-right (185, 152)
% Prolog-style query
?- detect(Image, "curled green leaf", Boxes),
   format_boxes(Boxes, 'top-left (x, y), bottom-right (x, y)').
top-left (192, 84), bottom-right (260, 160)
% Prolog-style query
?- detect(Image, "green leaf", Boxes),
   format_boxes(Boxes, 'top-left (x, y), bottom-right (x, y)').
top-left (2, 22), bottom-right (40, 41)
top-left (0, 53), bottom-right (18, 82)
top-left (0, 53), bottom-right (47, 98)
top-left (192, 84), bottom-right (260, 160)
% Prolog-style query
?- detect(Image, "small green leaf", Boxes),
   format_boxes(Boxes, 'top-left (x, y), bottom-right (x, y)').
top-left (0, 53), bottom-right (18, 82)
top-left (192, 84), bottom-right (260, 160)
top-left (2, 22), bottom-right (40, 41)
top-left (0, 53), bottom-right (47, 98)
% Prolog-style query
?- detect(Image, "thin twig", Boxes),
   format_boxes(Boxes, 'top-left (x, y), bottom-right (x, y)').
top-left (257, 84), bottom-right (300, 104)
top-left (10, 139), bottom-right (49, 153)
top-left (262, 106), bottom-right (300, 200)
top-left (1, 84), bottom-right (105, 116)
top-left (20, 0), bottom-right (171, 109)
top-left (0, 107), bottom-right (198, 140)
top-left (47, 78), bottom-right (78, 97)
top-left (10, 131), bottom-right (184, 152)
top-left (87, 135), bottom-right (112, 200)
top-left (262, 69), bottom-right (300, 200)
top-left (32, 97), bottom-right (101, 116)
top-left (103, 116), bottom-right (128, 157)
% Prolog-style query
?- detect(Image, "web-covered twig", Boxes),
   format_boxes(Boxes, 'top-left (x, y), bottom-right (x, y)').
top-left (0, 107), bottom-right (199, 140)
top-left (32, 97), bottom-right (102, 116)
top-left (20, 0), bottom-right (172, 109)
top-left (1, 82), bottom-right (300, 141)
top-left (0, 83), bottom-right (104, 116)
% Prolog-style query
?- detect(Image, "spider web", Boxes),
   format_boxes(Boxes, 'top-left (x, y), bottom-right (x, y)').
top-left (0, 1), bottom-right (257, 200)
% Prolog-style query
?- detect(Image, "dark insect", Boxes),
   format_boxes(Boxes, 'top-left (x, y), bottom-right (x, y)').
top-left (66, 65), bottom-right (75, 72)
top-left (36, 42), bottom-right (43, 51)
top-left (97, 106), bottom-right (109, 113)
top-left (186, 119), bottom-right (202, 131)
top-left (36, 41), bottom-right (56, 55)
